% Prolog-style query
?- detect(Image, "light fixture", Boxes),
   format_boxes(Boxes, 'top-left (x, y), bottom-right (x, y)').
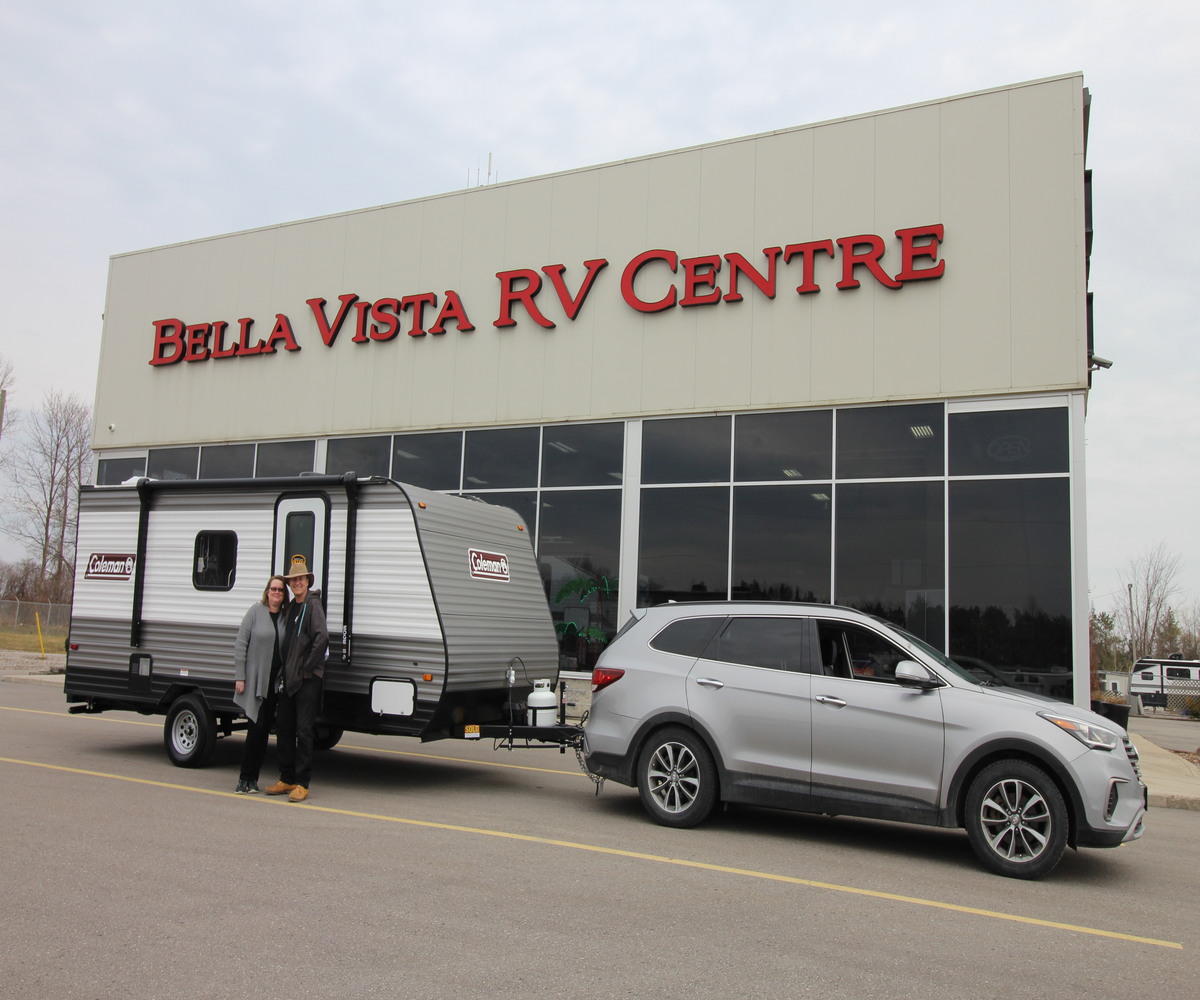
top-left (910, 425), bottom-right (934, 439)
top-left (782, 469), bottom-right (802, 478)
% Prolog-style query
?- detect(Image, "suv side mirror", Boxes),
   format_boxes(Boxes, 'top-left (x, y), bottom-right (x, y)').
top-left (895, 659), bottom-right (939, 689)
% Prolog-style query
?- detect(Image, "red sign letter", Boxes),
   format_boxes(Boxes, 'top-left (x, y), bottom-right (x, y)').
top-left (782, 241), bottom-right (835, 294)
top-left (541, 259), bottom-right (609, 320)
top-left (620, 250), bottom-right (679, 313)
top-left (836, 235), bottom-right (902, 290)
top-left (149, 318), bottom-right (186, 366)
top-left (894, 224), bottom-right (945, 282)
top-left (306, 294), bottom-right (360, 347)
top-left (429, 290), bottom-right (475, 335)
top-left (495, 270), bottom-right (555, 329)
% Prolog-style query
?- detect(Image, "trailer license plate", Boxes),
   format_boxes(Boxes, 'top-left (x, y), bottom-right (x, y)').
top-left (464, 724), bottom-right (481, 739)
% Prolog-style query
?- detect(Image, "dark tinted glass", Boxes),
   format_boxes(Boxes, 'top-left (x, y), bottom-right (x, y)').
top-left (471, 491), bottom-right (538, 535)
top-left (836, 403), bottom-right (943, 479)
top-left (650, 617), bottom-right (724, 657)
top-left (949, 408), bottom-right (1069, 476)
top-left (284, 512), bottom-right (315, 572)
top-left (199, 444), bottom-right (255, 479)
top-left (255, 440), bottom-right (314, 477)
top-left (392, 432), bottom-right (462, 490)
top-left (817, 621), bottom-right (908, 682)
top-left (96, 456), bottom-right (146, 486)
top-left (732, 485), bottom-right (831, 602)
top-left (710, 617), bottom-right (810, 671)
top-left (147, 447), bottom-right (199, 481)
top-left (326, 436), bottom-right (391, 477)
top-left (539, 490), bottom-right (622, 673)
top-left (193, 531), bottom-right (237, 591)
top-left (734, 410), bottom-right (832, 481)
top-left (464, 427), bottom-right (539, 489)
top-left (835, 481), bottom-right (944, 646)
top-left (949, 479), bottom-right (1072, 699)
top-left (638, 486), bottom-right (729, 604)
top-left (642, 416), bottom-right (731, 484)
top-left (541, 422), bottom-right (624, 487)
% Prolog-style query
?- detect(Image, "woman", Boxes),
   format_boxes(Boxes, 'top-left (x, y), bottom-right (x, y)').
top-left (232, 575), bottom-right (288, 793)
top-left (264, 555), bottom-right (328, 803)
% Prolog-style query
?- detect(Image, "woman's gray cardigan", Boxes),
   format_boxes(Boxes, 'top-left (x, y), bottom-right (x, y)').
top-left (233, 602), bottom-right (283, 723)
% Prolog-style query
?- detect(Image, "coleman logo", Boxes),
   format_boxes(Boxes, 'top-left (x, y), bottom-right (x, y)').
top-left (468, 549), bottom-right (510, 582)
top-left (86, 554), bottom-right (136, 580)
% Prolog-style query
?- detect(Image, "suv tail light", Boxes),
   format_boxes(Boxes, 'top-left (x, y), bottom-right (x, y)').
top-left (591, 666), bottom-right (625, 693)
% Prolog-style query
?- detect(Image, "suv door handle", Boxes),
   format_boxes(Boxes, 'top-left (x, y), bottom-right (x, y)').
top-left (694, 678), bottom-right (724, 689)
top-left (815, 695), bottom-right (847, 707)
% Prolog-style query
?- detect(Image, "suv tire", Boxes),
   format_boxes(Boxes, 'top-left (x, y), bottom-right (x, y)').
top-left (636, 726), bottom-right (717, 828)
top-left (964, 759), bottom-right (1068, 879)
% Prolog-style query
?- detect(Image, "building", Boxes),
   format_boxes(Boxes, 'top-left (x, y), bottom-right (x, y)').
top-left (90, 73), bottom-right (1095, 701)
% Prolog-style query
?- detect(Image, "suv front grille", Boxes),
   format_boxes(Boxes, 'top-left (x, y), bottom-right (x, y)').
top-left (1122, 736), bottom-right (1143, 781)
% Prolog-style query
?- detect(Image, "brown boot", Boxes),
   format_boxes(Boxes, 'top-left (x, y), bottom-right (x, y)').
top-left (288, 785), bottom-right (309, 803)
top-left (264, 780), bottom-right (297, 796)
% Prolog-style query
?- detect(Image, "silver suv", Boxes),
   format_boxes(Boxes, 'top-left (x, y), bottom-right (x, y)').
top-left (583, 603), bottom-right (1146, 879)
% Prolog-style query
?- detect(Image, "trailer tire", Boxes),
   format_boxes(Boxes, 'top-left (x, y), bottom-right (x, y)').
top-left (164, 694), bottom-right (216, 768)
top-left (314, 725), bottom-right (343, 751)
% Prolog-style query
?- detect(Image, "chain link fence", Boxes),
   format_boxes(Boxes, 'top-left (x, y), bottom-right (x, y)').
top-left (0, 599), bottom-right (71, 631)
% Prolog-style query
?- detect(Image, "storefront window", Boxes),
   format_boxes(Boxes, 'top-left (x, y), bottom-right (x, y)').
top-left (836, 403), bottom-right (943, 479)
top-left (255, 440), bottom-right (315, 477)
top-left (326, 436), bottom-right (391, 478)
top-left (199, 444), bottom-right (255, 480)
top-left (835, 481), bottom-right (944, 646)
top-left (949, 479), bottom-right (1072, 700)
top-left (97, 456), bottom-right (146, 486)
top-left (642, 415), bottom-right (731, 484)
top-left (147, 447), bottom-right (199, 481)
top-left (949, 408), bottom-right (1069, 476)
top-left (464, 427), bottom-right (539, 489)
top-left (541, 422), bottom-right (624, 487)
top-left (734, 410), bottom-right (832, 482)
top-left (732, 485), bottom-right (831, 602)
top-left (538, 490), bottom-right (622, 672)
top-left (392, 432), bottom-right (462, 490)
top-left (639, 486), bottom-right (729, 605)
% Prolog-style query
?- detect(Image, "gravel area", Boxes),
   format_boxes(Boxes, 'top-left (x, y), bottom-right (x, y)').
top-left (0, 649), bottom-right (65, 673)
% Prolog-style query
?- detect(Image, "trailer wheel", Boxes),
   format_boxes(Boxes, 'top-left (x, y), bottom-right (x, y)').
top-left (164, 694), bottom-right (216, 768)
top-left (314, 725), bottom-right (343, 751)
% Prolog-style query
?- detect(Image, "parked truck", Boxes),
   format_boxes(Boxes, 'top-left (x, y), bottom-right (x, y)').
top-left (64, 474), bottom-right (578, 765)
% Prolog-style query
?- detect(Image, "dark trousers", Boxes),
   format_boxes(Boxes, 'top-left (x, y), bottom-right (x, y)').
top-left (275, 675), bottom-right (322, 788)
top-left (238, 688), bottom-right (277, 783)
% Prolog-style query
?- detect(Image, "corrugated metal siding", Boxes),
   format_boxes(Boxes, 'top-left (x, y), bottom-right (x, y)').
top-left (400, 483), bottom-right (559, 691)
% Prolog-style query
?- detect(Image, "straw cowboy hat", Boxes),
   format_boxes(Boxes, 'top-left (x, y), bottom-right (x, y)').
top-left (283, 555), bottom-right (314, 583)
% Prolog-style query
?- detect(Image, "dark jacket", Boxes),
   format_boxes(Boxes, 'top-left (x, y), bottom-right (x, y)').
top-left (281, 592), bottom-right (328, 696)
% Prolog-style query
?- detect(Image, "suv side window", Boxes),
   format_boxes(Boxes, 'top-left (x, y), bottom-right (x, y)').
top-left (817, 621), bottom-right (909, 682)
top-left (709, 617), bottom-right (810, 672)
top-left (650, 617), bottom-right (725, 657)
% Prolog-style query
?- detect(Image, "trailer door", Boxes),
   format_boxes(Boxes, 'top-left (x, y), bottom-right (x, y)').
top-left (274, 494), bottom-right (330, 595)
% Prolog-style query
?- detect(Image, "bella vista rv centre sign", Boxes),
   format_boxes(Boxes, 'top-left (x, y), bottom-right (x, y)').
top-left (148, 225), bottom-right (945, 367)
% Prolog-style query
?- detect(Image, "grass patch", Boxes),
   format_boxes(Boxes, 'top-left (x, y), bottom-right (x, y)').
top-left (0, 628), bottom-right (68, 654)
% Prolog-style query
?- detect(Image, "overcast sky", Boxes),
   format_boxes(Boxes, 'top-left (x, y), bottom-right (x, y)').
top-left (1, 0), bottom-right (1197, 613)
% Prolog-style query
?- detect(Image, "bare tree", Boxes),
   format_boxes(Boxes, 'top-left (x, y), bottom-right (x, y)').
top-left (1118, 542), bottom-right (1183, 661)
top-left (1, 390), bottom-right (93, 601)
top-left (0, 353), bottom-right (14, 448)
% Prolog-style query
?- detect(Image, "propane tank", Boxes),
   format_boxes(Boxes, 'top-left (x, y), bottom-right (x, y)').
top-left (526, 679), bottom-right (557, 727)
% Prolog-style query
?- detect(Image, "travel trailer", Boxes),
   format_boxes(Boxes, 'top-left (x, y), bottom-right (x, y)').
top-left (64, 475), bottom-right (568, 766)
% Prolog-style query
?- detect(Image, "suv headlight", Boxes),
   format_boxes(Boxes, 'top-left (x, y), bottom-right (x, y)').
top-left (1039, 712), bottom-right (1120, 751)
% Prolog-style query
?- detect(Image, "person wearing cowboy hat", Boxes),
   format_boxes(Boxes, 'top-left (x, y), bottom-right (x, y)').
top-left (263, 555), bottom-right (328, 802)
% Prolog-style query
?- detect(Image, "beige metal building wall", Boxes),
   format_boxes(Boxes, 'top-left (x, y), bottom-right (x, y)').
top-left (92, 73), bottom-right (1087, 450)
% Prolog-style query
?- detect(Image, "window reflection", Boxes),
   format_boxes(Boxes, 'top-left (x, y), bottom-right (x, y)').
top-left (538, 490), bottom-right (621, 673)
top-left (949, 408), bottom-right (1068, 476)
top-left (639, 486), bottom-right (729, 604)
top-left (97, 456), bottom-right (146, 486)
top-left (836, 403), bottom-right (943, 479)
top-left (392, 432), bottom-right (462, 490)
top-left (199, 444), bottom-right (255, 479)
top-left (732, 485), bottom-right (831, 602)
top-left (541, 422), bottom-right (624, 487)
top-left (734, 410), bottom-right (832, 481)
top-left (255, 440), bottom-right (314, 477)
top-left (835, 482), bottom-right (944, 646)
top-left (949, 479), bottom-right (1072, 699)
top-left (642, 415), bottom-right (731, 484)
top-left (464, 427), bottom-right (539, 489)
top-left (147, 447), bottom-right (199, 481)
top-left (326, 436), bottom-right (391, 478)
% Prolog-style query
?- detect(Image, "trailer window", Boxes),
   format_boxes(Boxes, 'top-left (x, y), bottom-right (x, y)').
top-left (284, 512), bottom-right (316, 572)
top-left (194, 532), bottom-right (238, 591)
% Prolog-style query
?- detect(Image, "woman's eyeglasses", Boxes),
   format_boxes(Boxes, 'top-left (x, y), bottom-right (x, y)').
top-left (268, 587), bottom-right (285, 593)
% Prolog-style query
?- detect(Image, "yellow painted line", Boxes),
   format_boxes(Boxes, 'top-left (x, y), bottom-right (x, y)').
top-left (0, 754), bottom-right (1181, 951)
top-left (0, 705), bottom-right (583, 776)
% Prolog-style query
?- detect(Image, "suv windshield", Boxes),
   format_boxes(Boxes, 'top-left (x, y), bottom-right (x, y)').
top-left (886, 625), bottom-right (991, 686)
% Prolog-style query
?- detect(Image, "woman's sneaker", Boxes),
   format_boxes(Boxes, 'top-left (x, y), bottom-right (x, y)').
top-left (234, 779), bottom-right (250, 794)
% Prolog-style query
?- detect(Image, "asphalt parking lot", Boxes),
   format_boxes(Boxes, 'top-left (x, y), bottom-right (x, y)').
top-left (3, 677), bottom-right (1199, 1000)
